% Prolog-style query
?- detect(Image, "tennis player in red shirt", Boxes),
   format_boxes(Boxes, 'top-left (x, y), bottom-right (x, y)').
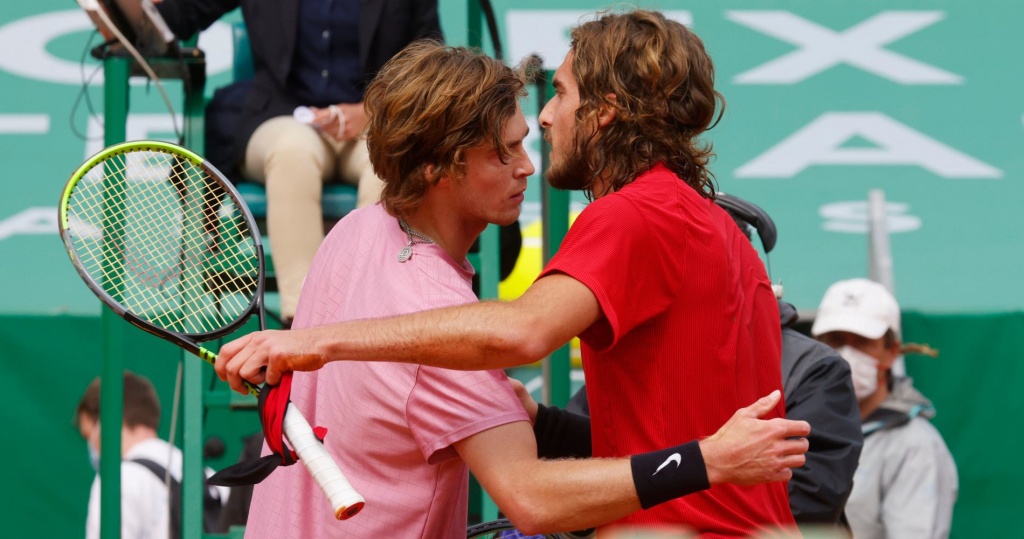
top-left (220, 10), bottom-right (799, 536)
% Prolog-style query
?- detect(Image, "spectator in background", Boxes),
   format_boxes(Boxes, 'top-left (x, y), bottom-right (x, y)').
top-left (565, 193), bottom-right (864, 531)
top-left (812, 278), bottom-right (958, 539)
top-left (156, 0), bottom-right (443, 325)
top-left (75, 371), bottom-right (226, 539)
top-left (774, 298), bottom-right (863, 529)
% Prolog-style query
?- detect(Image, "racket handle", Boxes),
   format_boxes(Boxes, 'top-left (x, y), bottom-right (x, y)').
top-left (282, 402), bottom-right (366, 520)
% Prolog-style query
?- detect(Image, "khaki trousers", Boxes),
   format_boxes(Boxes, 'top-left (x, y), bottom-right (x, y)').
top-left (243, 116), bottom-right (383, 320)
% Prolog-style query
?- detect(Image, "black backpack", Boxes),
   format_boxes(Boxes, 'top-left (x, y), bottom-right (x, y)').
top-left (130, 458), bottom-right (223, 538)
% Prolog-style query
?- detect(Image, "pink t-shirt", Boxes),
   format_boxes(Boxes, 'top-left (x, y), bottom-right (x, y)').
top-left (245, 204), bottom-right (528, 538)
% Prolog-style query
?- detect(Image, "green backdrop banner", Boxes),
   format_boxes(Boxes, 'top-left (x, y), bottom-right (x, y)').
top-left (901, 312), bottom-right (1024, 538)
top-left (0, 0), bottom-right (1021, 537)
top-left (0, 315), bottom-right (260, 538)
top-left (2, 0), bottom-right (1022, 316)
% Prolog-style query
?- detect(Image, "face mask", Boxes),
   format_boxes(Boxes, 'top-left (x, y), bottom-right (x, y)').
top-left (88, 445), bottom-right (100, 472)
top-left (837, 345), bottom-right (879, 400)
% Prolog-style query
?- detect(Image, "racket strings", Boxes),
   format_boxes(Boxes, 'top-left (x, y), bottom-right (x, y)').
top-left (66, 149), bottom-right (260, 335)
top-left (131, 154), bottom-right (255, 333)
top-left (70, 153), bottom-right (219, 332)
top-left (101, 154), bottom-right (250, 334)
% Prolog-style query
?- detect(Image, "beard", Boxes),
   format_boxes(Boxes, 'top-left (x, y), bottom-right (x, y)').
top-left (544, 129), bottom-right (591, 192)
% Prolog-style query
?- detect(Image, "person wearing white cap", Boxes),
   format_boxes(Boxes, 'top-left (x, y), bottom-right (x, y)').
top-left (812, 278), bottom-right (958, 539)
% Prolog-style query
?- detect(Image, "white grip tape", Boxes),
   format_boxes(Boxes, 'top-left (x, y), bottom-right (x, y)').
top-left (282, 402), bottom-right (365, 520)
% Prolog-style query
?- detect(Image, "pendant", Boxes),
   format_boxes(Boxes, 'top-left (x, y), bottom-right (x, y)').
top-left (398, 245), bottom-right (413, 263)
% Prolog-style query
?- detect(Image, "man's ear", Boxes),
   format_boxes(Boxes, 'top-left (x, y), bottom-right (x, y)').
top-left (425, 163), bottom-right (447, 186)
top-left (430, 164), bottom-right (462, 189)
top-left (597, 93), bottom-right (618, 128)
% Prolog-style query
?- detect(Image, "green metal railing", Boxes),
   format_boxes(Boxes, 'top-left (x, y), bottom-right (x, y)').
top-left (465, 0), bottom-right (573, 523)
top-left (98, 48), bottom-right (211, 539)
top-left (536, 68), bottom-right (572, 410)
top-left (98, 55), bottom-right (129, 539)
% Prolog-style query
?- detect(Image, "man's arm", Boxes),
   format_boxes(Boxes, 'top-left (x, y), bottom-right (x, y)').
top-left (879, 423), bottom-right (958, 538)
top-left (216, 274), bottom-right (599, 392)
top-left (457, 421), bottom-right (637, 535)
top-left (785, 354), bottom-right (864, 524)
top-left (532, 404), bottom-right (593, 459)
top-left (411, 0), bottom-right (443, 40)
top-left (457, 391), bottom-right (810, 535)
top-left (509, 377), bottom-right (592, 459)
top-left (85, 478), bottom-right (100, 539)
top-left (154, 0), bottom-right (240, 42)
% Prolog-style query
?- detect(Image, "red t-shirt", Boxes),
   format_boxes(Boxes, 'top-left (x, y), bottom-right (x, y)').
top-left (539, 164), bottom-right (793, 536)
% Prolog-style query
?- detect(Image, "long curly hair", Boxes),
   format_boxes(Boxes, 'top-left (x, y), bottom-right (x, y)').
top-left (364, 40), bottom-right (528, 217)
top-left (570, 10), bottom-right (724, 198)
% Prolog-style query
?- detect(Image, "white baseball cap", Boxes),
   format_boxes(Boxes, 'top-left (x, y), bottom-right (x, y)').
top-left (811, 278), bottom-right (901, 340)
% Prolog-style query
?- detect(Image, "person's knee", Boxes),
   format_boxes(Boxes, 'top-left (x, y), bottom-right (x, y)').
top-left (267, 137), bottom-right (327, 168)
top-left (253, 120), bottom-right (331, 179)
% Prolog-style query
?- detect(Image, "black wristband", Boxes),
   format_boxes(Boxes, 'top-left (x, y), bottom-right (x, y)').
top-left (630, 440), bottom-right (710, 509)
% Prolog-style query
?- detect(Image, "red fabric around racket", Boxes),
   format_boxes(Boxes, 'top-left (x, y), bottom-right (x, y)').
top-left (208, 372), bottom-right (327, 486)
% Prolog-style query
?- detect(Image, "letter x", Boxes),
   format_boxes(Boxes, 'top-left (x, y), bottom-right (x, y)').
top-left (728, 11), bottom-right (963, 84)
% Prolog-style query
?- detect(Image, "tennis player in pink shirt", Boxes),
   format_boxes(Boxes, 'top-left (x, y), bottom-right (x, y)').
top-left (228, 41), bottom-right (809, 537)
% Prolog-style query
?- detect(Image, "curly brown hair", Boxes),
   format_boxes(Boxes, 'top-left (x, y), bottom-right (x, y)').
top-left (570, 10), bottom-right (724, 198)
top-left (364, 40), bottom-right (528, 217)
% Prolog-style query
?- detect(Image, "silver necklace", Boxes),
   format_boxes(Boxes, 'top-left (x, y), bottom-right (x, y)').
top-left (398, 218), bottom-right (436, 262)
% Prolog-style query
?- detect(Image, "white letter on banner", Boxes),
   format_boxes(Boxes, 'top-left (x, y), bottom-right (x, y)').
top-left (506, 10), bottom-right (692, 71)
top-left (0, 11), bottom-right (95, 84)
top-left (0, 208), bottom-right (57, 241)
top-left (735, 112), bottom-right (1001, 179)
top-left (0, 10), bottom-right (232, 85)
top-left (728, 11), bottom-right (962, 84)
top-left (0, 115), bottom-right (50, 135)
top-left (84, 113), bottom-right (183, 158)
top-left (819, 201), bottom-right (921, 234)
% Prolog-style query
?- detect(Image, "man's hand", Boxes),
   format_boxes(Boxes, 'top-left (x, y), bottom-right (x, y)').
top-left (310, 102), bottom-right (368, 142)
top-left (214, 328), bottom-right (329, 393)
top-left (699, 390), bottom-right (811, 486)
top-left (508, 378), bottom-right (538, 423)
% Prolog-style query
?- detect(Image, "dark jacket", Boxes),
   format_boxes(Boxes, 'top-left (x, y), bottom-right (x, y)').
top-left (777, 300), bottom-right (863, 526)
top-left (156, 0), bottom-right (442, 166)
top-left (561, 300), bottom-right (863, 526)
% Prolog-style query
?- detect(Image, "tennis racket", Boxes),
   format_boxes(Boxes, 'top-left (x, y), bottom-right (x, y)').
top-left (58, 140), bottom-right (365, 520)
top-left (465, 518), bottom-right (592, 539)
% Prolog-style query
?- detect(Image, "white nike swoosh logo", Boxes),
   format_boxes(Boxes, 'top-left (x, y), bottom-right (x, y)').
top-left (653, 453), bottom-right (682, 476)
